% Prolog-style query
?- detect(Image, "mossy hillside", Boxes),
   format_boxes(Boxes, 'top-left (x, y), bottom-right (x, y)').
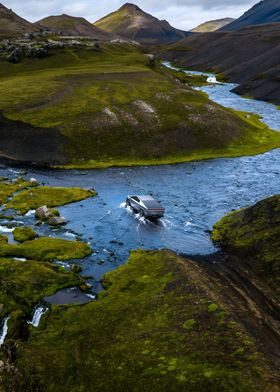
top-left (13, 227), bottom-right (37, 242)
top-left (212, 195), bottom-right (280, 289)
top-left (0, 178), bottom-right (36, 204)
top-left (0, 234), bottom-right (8, 243)
top-left (0, 44), bottom-right (279, 166)
top-left (12, 250), bottom-right (265, 392)
top-left (161, 64), bottom-right (208, 87)
top-left (0, 237), bottom-right (92, 261)
top-left (0, 258), bottom-right (81, 319)
top-left (6, 186), bottom-right (96, 214)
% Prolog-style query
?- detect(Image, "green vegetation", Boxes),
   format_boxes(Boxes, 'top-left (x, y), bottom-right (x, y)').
top-left (13, 227), bottom-right (38, 242)
top-left (212, 195), bottom-right (280, 289)
top-left (0, 258), bottom-right (81, 318)
top-left (0, 178), bottom-right (36, 204)
top-left (6, 186), bottom-right (96, 214)
top-left (191, 18), bottom-right (234, 33)
top-left (0, 234), bottom-right (8, 243)
top-left (9, 250), bottom-right (266, 391)
top-left (0, 237), bottom-right (91, 261)
top-left (0, 43), bottom-right (279, 167)
top-left (208, 304), bottom-right (219, 313)
top-left (161, 64), bottom-right (208, 87)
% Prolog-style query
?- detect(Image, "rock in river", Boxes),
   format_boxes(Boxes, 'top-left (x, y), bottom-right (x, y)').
top-left (48, 216), bottom-right (67, 226)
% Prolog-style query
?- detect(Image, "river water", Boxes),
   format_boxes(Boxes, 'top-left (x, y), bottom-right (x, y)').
top-left (163, 61), bottom-right (280, 131)
top-left (0, 68), bottom-right (279, 293)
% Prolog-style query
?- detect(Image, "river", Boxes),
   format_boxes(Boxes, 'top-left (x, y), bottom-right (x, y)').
top-left (0, 68), bottom-right (279, 294)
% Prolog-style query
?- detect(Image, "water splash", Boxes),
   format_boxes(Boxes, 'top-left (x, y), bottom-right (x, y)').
top-left (65, 231), bottom-right (76, 239)
top-left (86, 293), bottom-right (96, 300)
top-left (0, 226), bottom-right (14, 233)
top-left (207, 76), bottom-right (218, 84)
top-left (25, 210), bottom-right (35, 217)
top-left (28, 306), bottom-right (48, 328)
top-left (0, 316), bottom-right (10, 346)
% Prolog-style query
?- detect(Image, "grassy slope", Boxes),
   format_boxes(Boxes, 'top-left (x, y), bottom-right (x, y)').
top-left (191, 18), bottom-right (235, 33)
top-left (8, 250), bottom-right (268, 391)
top-left (6, 186), bottom-right (96, 214)
top-left (0, 4), bottom-right (37, 38)
top-left (0, 237), bottom-right (92, 261)
top-left (94, 7), bottom-right (130, 34)
top-left (0, 178), bottom-right (35, 204)
top-left (0, 258), bottom-right (81, 318)
top-left (0, 43), bottom-right (279, 167)
top-left (36, 15), bottom-right (110, 39)
top-left (212, 195), bottom-right (280, 290)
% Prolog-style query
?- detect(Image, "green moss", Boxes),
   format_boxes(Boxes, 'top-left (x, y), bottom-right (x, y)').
top-left (10, 250), bottom-right (265, 391)
top-left (0, 258), bottom-right (81, 318)
top-left (6, 186), bottom-right (96, 214)
top-left (182, 318), bottom-right (196, 330)
top-left (160, 64), bottom-right (208, 87)
top-left (13, 227), bottom-right (38, 243)
top-left (0, 237), bottom-right (91, 261)
top-left (0, 214), bottom-right (14, 220)
top-left (0, 234), bottom-right (8, 243)
top-left (0, 178), bottom-right (36, 205)
top-left (208, 304), bottom-right (219, 313)
top-left (212, 195), bottom-right (280, 289)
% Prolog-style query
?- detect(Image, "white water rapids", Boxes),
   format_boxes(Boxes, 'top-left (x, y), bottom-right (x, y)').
top-left (0, 316), bottom-right (10, 346)
top-left (28, 306), bottom-right (48, 328)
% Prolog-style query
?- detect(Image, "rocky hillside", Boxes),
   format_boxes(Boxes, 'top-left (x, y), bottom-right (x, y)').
top-left (36, 14), bottom-right (111, 39)
top-left (163, 22), bottom-right (280, 105)
top-left (94, 3), bottom-right (187, 44)
top-left (191, 18), bottom-right (235, 32)
top-left (212, 195), bottom-right (280, 291)
top-left (220, 0), bottom-right (280, 31)
top-left (0, 3), bottom-right (37, 38)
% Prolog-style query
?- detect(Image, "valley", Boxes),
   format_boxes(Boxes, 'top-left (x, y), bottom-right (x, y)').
top-left (0, 0), bottom-right (279, 391)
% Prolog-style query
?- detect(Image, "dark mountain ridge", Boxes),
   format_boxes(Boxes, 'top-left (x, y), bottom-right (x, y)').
top-left (35, 14), bottom-right (111, 39)
top-left (0, 3), bottom-right (37, 37)
top-left (220, 0), bottom-right (280, 31)
top-left (163, 22), bottom-right (280, 105)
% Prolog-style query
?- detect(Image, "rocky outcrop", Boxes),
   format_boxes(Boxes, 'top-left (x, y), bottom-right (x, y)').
top-left (0, 112), bottom-right (68, 165)
top-left (36, 206), bottom-right (67, 226)
top-left (212, 195), bottom-right (280, 291)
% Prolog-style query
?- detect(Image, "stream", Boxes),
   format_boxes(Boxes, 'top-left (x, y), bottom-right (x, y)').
top-left (163, 61), bottom-right (280, 131)
top-left (0, 67), bottom-right (279, 296)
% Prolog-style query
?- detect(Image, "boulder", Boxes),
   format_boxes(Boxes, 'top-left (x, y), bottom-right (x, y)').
top-left (29, 178), bottom-right (39, 185)
top-left (48, 216), bottom-right (67, 226)
top-left (35, 205), bottom-right (49, 219)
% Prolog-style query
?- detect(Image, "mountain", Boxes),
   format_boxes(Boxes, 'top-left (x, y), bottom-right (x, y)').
top-left (220, 0), bottom-right (280, 31)
top-left (191, 18), bottom-right (235, 32)
top-left (36, 14), bottom-right (110, 39)
top-left (0, 3), bottom-right (37, 38)
top-left (94, 3), bottom-right (188, 44)
top-left (163, 22), bottom-right (280, 105)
